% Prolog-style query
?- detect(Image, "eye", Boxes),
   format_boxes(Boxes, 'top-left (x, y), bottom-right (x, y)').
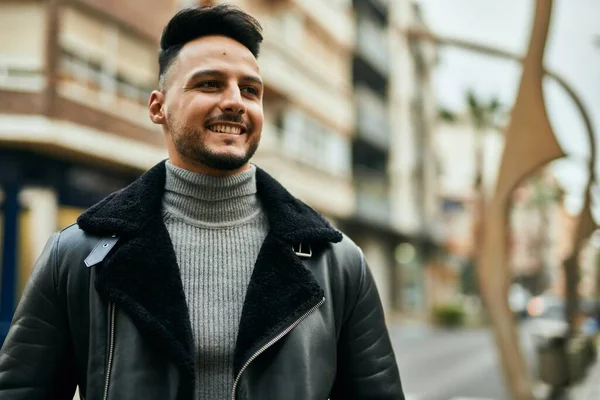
top-left (241, 86), bottom-right (259, 96)
top-left (196, 81), bottom-right (220, 89)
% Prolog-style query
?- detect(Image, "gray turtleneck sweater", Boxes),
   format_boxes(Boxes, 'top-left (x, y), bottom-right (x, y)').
top-left (162, 161), bottom-right (269, 399)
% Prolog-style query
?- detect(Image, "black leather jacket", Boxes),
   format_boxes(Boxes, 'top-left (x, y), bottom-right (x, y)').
top-left (0, 162), bottom-right (404, 400)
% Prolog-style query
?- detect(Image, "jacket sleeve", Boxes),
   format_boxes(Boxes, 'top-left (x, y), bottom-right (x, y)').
top-left (0, 232), bottom-right (77, 399)
top-left (331, 251), bottom-right (405, 400)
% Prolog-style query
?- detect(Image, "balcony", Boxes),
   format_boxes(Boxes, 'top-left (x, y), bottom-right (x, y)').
top-left (354, 166), bottom-right (390, 225)
top-left (254, 117), bottom-right (355, 219)
top-left (56, 48), bottom-right (157, 131)
top-left (355, 85), bottom-right (390, 149)
top-left (279, 110), bottom-right (352, 179)
top-left (355, 15), bottom-right (389, 77)
top-left (260, 37), bottom-right (354, 135)
top-left (0, 65), bottom-right (45, 93)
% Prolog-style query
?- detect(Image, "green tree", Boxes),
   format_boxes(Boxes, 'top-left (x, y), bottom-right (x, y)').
top-left (439, 91), bottom-right (503, 295)
top-left (520, 173), bottom-right (562, 294)
top-left (466, 89), bottom-right (502, 193)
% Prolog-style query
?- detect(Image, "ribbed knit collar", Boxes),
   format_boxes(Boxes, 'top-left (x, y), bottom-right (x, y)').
top-left (162, 161), bottom-right (261, 226)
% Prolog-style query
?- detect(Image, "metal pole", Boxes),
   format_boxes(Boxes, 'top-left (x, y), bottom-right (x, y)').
top-left (0, 184), bottom-right (20, 344)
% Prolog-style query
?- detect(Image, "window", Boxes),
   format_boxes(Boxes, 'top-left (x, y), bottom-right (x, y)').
top-left (355, 10), bottom-right (389, 75)
top-left (116, 34), bottom-right (157, 88)
top-left (58, 6), bottom-right (157, 107)
top-left (61, 7), bottom-right (109, 63)
top-left (0, 3), bottom-right (46, 90)
top-left (0, 3), bottom-right (45, 69)
top-left (281, 110), bottom-right (351, 177)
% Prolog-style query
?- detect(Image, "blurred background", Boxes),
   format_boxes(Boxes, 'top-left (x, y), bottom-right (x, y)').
top-left (0, 0), bottom-right (599, 399)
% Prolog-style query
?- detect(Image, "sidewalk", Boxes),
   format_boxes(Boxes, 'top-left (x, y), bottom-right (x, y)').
top-left (567, 351), bottom-right (600, 400)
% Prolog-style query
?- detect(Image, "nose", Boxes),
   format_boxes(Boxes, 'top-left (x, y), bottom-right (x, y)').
top-left (219, 85), bottom-right (246, 115)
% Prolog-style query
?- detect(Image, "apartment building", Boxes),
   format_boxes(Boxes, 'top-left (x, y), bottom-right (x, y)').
top-left (340, 0), bottom-right (440, 313)
top-left (0, 0), bottom-right (176, 340)
top-left (208, 0), bottom-right (356, 221)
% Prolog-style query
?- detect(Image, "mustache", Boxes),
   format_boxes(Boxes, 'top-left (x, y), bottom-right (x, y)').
top-left (205, 114), bottom-right (252, 131)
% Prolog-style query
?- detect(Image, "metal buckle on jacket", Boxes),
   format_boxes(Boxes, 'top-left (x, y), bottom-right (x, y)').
top-left (84, 234), bottom-right (119, 268)
top-left (293, 243), bottom-right (312, 258)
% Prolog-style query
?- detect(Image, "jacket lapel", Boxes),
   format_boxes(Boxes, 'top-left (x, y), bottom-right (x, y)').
top-left (233, 168), bottom-right (342, 375)
top-left (233, 233), bottom-right (324, 375)
top-left (77, 162), bottom-right (195, 393)
top-left (77, 161), bottom-right (342, 391)
top-left (95, 220), bottom-right (195, 390)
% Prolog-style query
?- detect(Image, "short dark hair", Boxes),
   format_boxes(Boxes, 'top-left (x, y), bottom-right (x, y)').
top-left (158, 4), bottom-right (263, 85)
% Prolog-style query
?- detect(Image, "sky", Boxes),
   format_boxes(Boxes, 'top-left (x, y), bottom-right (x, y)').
top-left (416, 0), bottom-right (600, 215)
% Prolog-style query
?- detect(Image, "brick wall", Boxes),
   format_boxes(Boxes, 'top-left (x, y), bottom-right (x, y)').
top-left (0, 91), bottom-right (45, 115)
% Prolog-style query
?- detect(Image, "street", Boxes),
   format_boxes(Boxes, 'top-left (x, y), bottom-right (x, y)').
top-left (390, 320), bottom-right (538, 400)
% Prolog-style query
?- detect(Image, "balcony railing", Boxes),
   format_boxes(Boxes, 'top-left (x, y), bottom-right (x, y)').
top-left (355, 17), bottom-right (389, 76)
top-left (354, 166), bottom-right (390, 225)
top-left (260, 38), bottom-right (353, 134)
top-left (0, 65), bottom-right (45, 92)
top-left (355, 85), bottom-right (390, 149)
top-left (56, 49), bottom-right (155, 129)
top-left (280, 110), bottom-right (352, 178)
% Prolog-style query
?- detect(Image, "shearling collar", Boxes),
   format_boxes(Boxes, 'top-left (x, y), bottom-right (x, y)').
top-left (77, 160), bottom-right (342, 396)
top-left (78, 160), bottom-right (341, 245)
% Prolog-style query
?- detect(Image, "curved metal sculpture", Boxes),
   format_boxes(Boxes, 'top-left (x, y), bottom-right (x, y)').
top-left (478, 2), bottom-right (562, 398)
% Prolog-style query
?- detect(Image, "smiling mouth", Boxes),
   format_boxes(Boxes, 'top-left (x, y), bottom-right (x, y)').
top-left (207, 124), bottom-right (245, 135)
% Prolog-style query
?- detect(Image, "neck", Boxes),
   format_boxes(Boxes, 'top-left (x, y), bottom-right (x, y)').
top-left (167, 153), bottom-right (251, 177)
top-left (162, 161), bottom-right (261, 226)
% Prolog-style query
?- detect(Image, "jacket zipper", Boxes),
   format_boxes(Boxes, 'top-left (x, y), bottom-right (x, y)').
top-left (231, 297), bottom-right (325, 400)
top-left (103, 302), bottom-right (116, 400)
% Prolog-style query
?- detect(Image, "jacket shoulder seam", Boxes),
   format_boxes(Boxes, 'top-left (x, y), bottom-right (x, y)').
top-left (59, 222), bottom-right (78, 233)
top-left (51, 231), bottom-right (62, 291)
top-left (352, 247), bottom-right (367, 310)
top-left (338, 238), bottom-right (367, 326)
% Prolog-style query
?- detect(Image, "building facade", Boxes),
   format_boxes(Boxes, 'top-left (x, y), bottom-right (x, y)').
top-left (211, 0), bottom-right (356, 221)
top-left (342, 0), bottom-right (440, 314)
top-left (0, 0), bottom-right (173, 340)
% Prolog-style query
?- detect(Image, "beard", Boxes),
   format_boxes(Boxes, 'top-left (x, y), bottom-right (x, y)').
top-left (168, 116), bottom-right (259, 171)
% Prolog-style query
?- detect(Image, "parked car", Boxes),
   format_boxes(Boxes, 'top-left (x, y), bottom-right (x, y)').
top-left (527, 294), bottom-right (600, 337)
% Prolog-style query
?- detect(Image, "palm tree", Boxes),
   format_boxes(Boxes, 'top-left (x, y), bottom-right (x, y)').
top-left (465, 91), bottom-right (503, 294)
top-left (466, 89), bottom-right (502, 197)
top-left (438, 91), bottom-right (503, 293)
top-left (521, 172), bottom-right (562, 294)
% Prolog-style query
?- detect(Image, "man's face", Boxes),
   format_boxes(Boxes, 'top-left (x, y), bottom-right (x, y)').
top-left (150, 35), bottom-right (264, 175)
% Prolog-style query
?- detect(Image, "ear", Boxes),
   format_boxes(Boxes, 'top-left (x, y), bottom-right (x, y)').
top-left (149, 90), bottom-right (166, 125)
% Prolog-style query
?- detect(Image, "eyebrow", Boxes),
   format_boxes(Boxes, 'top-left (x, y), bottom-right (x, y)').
top-left (186, 69), bottom-right (263, 86)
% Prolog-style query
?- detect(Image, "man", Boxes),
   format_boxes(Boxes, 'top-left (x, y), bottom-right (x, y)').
top-left (0, 4), bottom-right (404, 400)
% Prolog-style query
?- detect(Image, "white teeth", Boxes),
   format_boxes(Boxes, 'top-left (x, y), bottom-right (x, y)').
top-left (209, 124), bottom-right (242, 134)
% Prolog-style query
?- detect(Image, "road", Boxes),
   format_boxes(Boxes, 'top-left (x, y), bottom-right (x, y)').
top-left (389, 320), bottom-right (538, 400)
